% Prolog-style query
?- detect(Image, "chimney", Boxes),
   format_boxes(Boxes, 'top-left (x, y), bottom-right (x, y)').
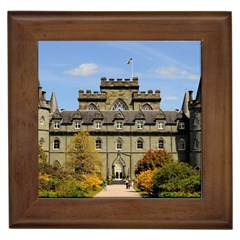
top-left (188, 90), bottom-right (193, 103)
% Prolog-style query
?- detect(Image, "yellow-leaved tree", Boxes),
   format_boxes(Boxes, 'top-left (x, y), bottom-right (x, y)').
top-left (66, 130), bottom-right (103, 180)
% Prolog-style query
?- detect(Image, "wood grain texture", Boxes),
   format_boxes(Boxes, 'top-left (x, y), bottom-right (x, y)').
top-left (8, 11), bottom-right (232, 229)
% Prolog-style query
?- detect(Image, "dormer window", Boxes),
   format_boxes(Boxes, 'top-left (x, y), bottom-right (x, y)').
top-left (136, 121), bottom-right (144, 129)
top-left (74, 121), bottom-right (81, 129)
top-left (116, 121), bottom-right (123, 129)
top-left (95, 121), bottom-right (102, 129)
top-left (179, 122), bottom-right (185, 129)
top-left (54, 121), bottom-right (60, 129)
top-left (157, 121), bottom-right (164, 130)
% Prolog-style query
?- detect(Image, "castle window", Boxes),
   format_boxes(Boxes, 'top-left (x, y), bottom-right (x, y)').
top-left (157, 121), bottom-right (164, 130)
top-left (74, 121), bottom-right (81, 129)
top-left (95, 121), bottom-right (102, 129)
top-left (142, 104), bottom-right (152, 110)
top-left (39, 137), bottom-right (44, 147)
top-left (194, 138), bottom-right (200, 150)
top-left (193, 117), bottom-right (200, 126)
top-left (136, 121), bottom-right (144, 129)
top-left (136, 139), bottom-right (144, 150)
top-left (178, 138), bottom-right (185, 150)
top-left (116, 121), bottom-right (123, 129)
top-left (53, 139), bottom-right (60, 150)
top-left (54, 121), bottom-right (60, 129)
top-left (39, 116), bottom-right (45, 125)
top-left (95, 139), bottom-right (102, 150)
top-left (158, 139), bottom-right (164, 149)
top-left (111, 99), bottom-right (128, 110)
top-left (88, 103), bottom-right (97, 110)
top-left (116, 138), bottom-right (123, 150)
top-left (53, 160), bottom-right (61, 167)
top-left (179, 122), bottom-right (185, 129)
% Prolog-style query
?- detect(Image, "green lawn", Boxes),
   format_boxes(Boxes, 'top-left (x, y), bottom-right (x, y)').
top-left (133, 186), bottom-right (151, 198)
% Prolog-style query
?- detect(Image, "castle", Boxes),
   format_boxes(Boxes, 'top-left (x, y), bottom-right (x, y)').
top-left (38, 77), bottom-right (201, 180)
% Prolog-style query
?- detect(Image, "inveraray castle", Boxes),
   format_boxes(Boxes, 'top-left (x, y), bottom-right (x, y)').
top-left (38, 77), bottom-right (201, 180)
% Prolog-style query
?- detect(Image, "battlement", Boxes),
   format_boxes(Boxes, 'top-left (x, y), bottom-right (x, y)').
top-left (133, 90), bottom-right (160, 99)
top-left (78, 89), bottom-right (107, 100)
top-left (100, 77), bottom-right (139, 90)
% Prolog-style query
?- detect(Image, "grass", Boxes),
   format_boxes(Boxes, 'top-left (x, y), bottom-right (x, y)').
top-left (83, 186), bottom-right (103, 198)
top-left (133, 185), bottom-right (151, 198)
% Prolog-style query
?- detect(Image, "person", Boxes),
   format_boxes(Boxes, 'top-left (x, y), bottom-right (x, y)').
top-left (129, 180), bottom-right (132, 189)
top-left (125, 179), bottom-right (129, 189)
top-left (103, 180), bottom-right (108, 191)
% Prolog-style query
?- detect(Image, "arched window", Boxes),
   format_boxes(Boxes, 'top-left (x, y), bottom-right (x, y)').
top-left (39, 137), bottom-right (44, 147)
top-left (116, 138), bottom-right (123, 150)
top-left (53, 160), bottom-right (61, 167)
top-left (39, 116), bottom-right (45, 125)
top-left (111, 99), bottom-right (128, 110)
top-left (95, 138), bottom-right (102, 150)
top-left (88, 103), bottom-right (97, 110)
top-left (158, 139), bottom-right (164, 149)
top-left (136, 138), bottom-right (144, 150)
top-left (53, 139), bottom-right (60, 150)
top-left (178, 138), bottom-right (185, 150)
top-left (193, 116), bottom-right (200, 126)
top-left (142, 104), bottom-right (153, 110)
top-left (194, 138), bottom-right (200, 150)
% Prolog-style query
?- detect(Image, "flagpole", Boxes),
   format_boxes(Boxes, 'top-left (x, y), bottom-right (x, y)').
top-left (131, 59), bottom-right (134, 79)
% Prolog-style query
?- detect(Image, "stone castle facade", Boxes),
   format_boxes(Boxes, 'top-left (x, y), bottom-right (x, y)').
top-left (38, 77), bottom-right (201, 180)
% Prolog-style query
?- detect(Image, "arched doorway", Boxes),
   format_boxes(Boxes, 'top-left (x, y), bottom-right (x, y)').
top-left (112, 156), bottom-right (126, 180)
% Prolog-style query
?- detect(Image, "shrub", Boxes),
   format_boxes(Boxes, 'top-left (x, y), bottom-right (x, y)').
top-left (135, 169), bottom-right (155, 193)
top-left (152, 161), bottom-right (201, 197)
top-left (79, 174), bottom-right (103, 192)
top-left (56, 177), bottom-right (85, 197)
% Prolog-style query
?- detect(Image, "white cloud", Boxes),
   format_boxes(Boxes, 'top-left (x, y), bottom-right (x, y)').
top-left (65, 63), bottom-right (98, 76)
top-left (156, 66), bottom-right (199, 81)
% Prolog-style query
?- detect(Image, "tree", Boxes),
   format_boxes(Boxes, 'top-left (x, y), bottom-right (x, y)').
top-left (38, 145), bottom-right (47, 163)
top-left (152, 161), bottom-right (201, 197)
top-left (135, 149), bottom-right (174, 175)
top-left (66, 131), bottom-right (103, 178)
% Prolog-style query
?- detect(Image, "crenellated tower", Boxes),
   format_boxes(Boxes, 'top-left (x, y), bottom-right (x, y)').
top-left (78, 77), bottom-right (161, 110)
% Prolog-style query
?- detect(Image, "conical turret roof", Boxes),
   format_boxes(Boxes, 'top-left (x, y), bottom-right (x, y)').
top-left (181, 91), bottom-right (190, 118)
top-left (50, 91), bottom-right (59, 113)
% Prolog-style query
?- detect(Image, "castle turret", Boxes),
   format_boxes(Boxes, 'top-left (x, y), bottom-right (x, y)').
top-left (189, 79), bottom-right (201, 169)
top-left (50, 91), bottom-right (59, 113)
top-left (181, 91), bottom-right (190, 118)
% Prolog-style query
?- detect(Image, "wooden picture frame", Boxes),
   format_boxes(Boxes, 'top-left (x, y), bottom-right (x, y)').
top-left (8, 11), bottom-right (232, 229)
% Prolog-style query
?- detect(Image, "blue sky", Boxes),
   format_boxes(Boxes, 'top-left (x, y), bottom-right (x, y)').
top-left (39, 41), bottom-right (201, 111)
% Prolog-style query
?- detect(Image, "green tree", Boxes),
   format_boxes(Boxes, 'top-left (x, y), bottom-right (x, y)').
top-left (66, 131), bottom-right (103, 178)
top-left (38, 145), bottom-right (47, 163)
top-left (135, 149), bottom-right (174, 175)
top-left (152, 161), bottom-right (201, 197)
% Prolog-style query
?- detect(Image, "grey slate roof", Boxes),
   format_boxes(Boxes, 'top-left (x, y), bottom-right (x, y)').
top-left (59, 110), bottom-right (180, 125)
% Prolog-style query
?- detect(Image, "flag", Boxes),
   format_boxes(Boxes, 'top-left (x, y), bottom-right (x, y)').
top-left (127, 58), bottom-right (133, 64)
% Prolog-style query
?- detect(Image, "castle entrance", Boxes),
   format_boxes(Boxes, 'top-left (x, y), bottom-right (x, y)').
top-left (112, 155), bottom-right (126, 180)
top-left (114, 161), bottom-right (123, 179)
